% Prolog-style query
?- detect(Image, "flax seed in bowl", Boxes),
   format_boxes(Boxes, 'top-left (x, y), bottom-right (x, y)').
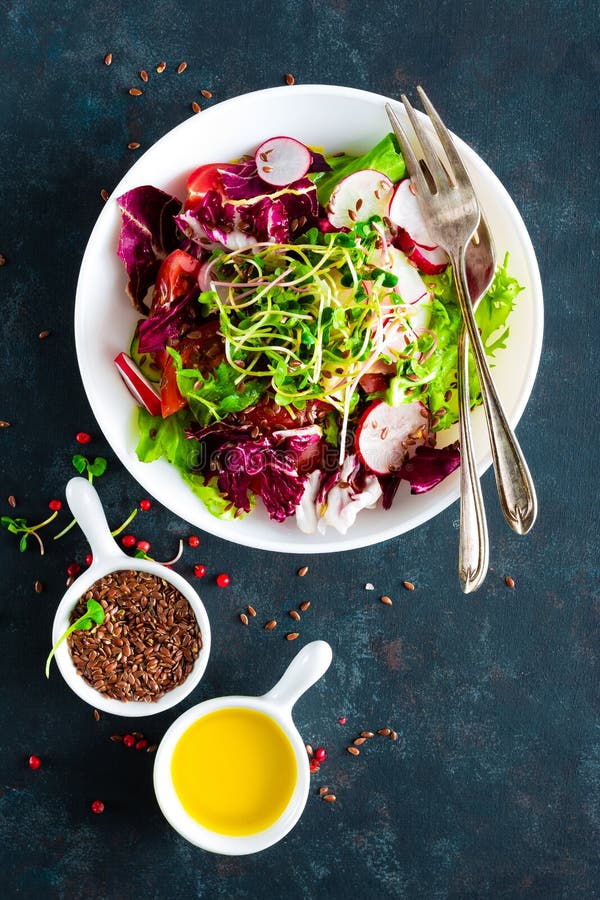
top-left (68, 570), bottom-right (202, 703)
top-left (51, 560), bottom-right (211, 717)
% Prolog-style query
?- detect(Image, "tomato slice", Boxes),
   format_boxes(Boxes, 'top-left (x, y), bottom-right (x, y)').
top-left (359, 373), bottom-right (390, 395)
top-left (185, 163), bottom-right (224, 209)
top-left (151, 249), bottom-right (201, 315)
top-left (239, 398), bottom-right (331, 432)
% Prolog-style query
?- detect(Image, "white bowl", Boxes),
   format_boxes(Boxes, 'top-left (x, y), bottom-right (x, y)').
top-left (51, 478), bottom-right (211, 716)
top-left (74, 84), bottom-right (543, 554)
top-left (153, 641), bottom-right (332, 854)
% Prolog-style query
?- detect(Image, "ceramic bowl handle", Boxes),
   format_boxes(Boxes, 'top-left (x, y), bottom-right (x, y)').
top-left (263, 641), bottom-right (332, 712)
top-left (65, 477), bottom-right (122, 563)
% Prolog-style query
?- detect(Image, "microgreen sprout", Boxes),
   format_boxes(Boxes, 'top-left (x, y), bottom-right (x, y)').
top-left (45, 598), bottom-right (105, 678)
top-left (54, 456), bottom-right (108, 541)
top-left (133, 538), bottom-right (184, 566)
top-left (1, 507), bottom-right (61, 555)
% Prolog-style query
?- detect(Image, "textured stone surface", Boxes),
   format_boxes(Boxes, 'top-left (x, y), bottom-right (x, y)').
top-left (0, 1), bottom-right (598, 897)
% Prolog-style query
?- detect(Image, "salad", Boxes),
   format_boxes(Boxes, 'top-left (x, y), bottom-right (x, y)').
top-left (114, 133), bottom-right (521, 534)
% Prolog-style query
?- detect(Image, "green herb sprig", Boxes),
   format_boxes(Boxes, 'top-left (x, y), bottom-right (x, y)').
top-left (53, 456), bottom-right (108, 540)
top-left (45, 598), bottom-right (105, 678)
top-left (1, 508), bottom-right (60, 555)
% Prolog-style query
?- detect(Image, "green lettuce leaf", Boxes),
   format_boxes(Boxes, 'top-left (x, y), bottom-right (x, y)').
top-left (135, 408), bottom-right (239, 519)
top-left (391, 254), bottom-right (522, 431)
top-left (310, 133), bottom-right (407, 206)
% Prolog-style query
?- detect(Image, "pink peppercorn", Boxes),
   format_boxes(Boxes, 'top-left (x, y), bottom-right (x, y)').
top-left (139, 499), bottom-right (151, 510)
top-left (188, 535), bottom-right (200, 547)
top-left (76, 432), bottom-right (92, 444)
top-left (28, 755), bottom-right (41, 770)
top-left (216, 573), bottom-right (230, 588)
top-left (91, 800), bottom-right (104, 814)
top-left (136, 540), bottom-right (151, 553)
top-left (194, 564), bottom-right (206, 578)
top-left (48, 499), bottom-right (62, 511)
top-left (123, 734), bottom-right (135, 748)
top-left (315, 747), bottom-right (327, 762)
top-left (121, 535), bottom-right (136, 548)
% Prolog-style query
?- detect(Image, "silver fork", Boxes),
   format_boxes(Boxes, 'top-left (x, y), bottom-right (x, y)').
top-left (385, 87), bottom-right (537, 584)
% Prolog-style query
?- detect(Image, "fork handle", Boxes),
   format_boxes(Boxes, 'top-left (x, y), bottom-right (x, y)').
top-left (450, 248), bottom-right (538, 535)
top-left (457, 324), bottom-right (489, 592)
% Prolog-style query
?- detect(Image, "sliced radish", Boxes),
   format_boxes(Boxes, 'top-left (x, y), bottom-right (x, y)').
top-left (356, 399), bottom-right (429, 476)
top-left (114, 352), bottom-right (162, 417)
top-left (255, 136), bottom-right (311, 187)
top-left (396, 229), bottom-right (448, 275)
top-left (388, 179), bottom-right (449, 273)
top-left (327, 169), bottom-right (393, 229)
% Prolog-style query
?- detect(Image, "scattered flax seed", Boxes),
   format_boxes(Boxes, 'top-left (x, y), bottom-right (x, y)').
top-left (390, 730), bottom-right (398, 741)
top-left (8, 495), bottom-right (16, 508)
top-left (0, 421), bottom-right (11, 428)
top-left (156, 61), bottom-right (166, 74)
top-left (365, 582), bottom-right (374, 591)
top-left (128, 142), bottom-right (141, 150)
top-left (347, 746), bottom-right (360, 756)
top-left (140, 69), bottom-right (149, 83)
top-left (289, 610), bottom-right (301, 622)
top-left (129, 87), bottom-right (143, 96)
top-left (38, 330), bottom-right (51, 340)
top-left (93, 709), bottom-right (100, 722)
top-left (100, 189), bottom-right (109, 202)
top-left (305, 744), bottom-right (313, 756)
top-left (286, 632), bottom-right (300, 641)
top-left (66, 575), bottom-right (75, 588)
top-left (297, 565), bottom-right (309, 577)
top-left (403, 581), bottom-right (415, 591)
top-left (104, 52), bottom-right (112, 66)
top-left (110, 734), bottom-right (123, 742)
top-left (319, 786), bottom-right (329, 796)
top-left (146, 743), bottom-right (158, 753)
top-left (191, 101), bottom-right (201, 114)
top-left (264, 619), bottom-right (277, 631)
top-left (246, 605), bottom-right (257, 617)
top-left (353, 737), bottom-right (366, 746)
top-left (361, 731), bottom-right (374, 738)
top-left (0, 254), bottom-right (5, 267)
top-left (239, 612), bottom-right (249, 626)
top-left (285, 73), bottom-right (295, 85)
top-left (299, 601), bottom-right (310, 612)
top-left (377, 728), bottom-right (391, 736)
top-left (34, 580), bottom-right (43, 594)
top-left (505, 575), bottom-right (515, 589)
top-left (380, 595), bottom-right (393, 606)
top-left (200, 89), bottom-right (213, 99)
top-left (177, 61), bottom-right (188, 74)
top-left (323, 794), bottom-right (336, 802)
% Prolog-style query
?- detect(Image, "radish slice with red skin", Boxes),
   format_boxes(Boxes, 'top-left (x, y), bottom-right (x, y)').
top-left (396, 229), bottom-right (448, 275)
top-left (327, 169), bottom-right (393, 229)
top-left (255, 136), bottom-right (312, 187)
top-left (114, 352), bottom-right (162, 417)
top-left (356, 399), bottom-right (429, 476)
top-left (388, 180), bottom-right (449, 272)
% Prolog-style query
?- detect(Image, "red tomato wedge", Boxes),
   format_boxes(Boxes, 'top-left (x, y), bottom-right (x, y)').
top-left (151, 249), bottom-right (201, 315)
top-left (185, 163), bottom-right (223, 209)
top-left (158, 320), bottom-right (225, 418)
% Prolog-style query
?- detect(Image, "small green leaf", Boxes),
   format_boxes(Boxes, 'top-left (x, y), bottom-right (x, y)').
top-left (19, 534), bottom-right (28, 552)
top-left (45, 599), bottom-right (105, 678)
top-left (88, 457), bottom-right (107, 478)
top-left (72, 454), bottom-right (87, 474)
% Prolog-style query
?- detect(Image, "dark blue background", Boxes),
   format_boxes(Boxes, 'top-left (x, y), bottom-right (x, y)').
top-left (1, 1), bottom-right (598, 897)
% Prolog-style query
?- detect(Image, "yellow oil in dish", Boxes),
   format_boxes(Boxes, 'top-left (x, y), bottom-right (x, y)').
top-left (170, 707), bottom-right (298, 836)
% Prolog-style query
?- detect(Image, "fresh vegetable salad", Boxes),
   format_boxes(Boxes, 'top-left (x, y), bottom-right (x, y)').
top-left (114, 133), bottom-right (521, 534)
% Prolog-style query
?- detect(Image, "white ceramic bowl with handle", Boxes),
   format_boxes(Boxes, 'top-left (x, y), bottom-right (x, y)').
top-left (74, 84), bottom-right (544, 553)
top-left (153, 640), bottom-right (332, 854)
top-left (50, 477), bottom-right (211, 716)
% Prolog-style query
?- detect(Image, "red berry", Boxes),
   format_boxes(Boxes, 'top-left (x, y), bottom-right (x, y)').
top-left (136, 540), bottom-right (151, 553)
top-left (85, 553), bottom-right (93, 566)
top-left (309, 757), bottom-right (320, 773)
top-left (139, 499), bottom-right (151, 511)
top-left (193, 564), bottom-right (206, 578)
top-left (123, 734), bottom-right (135, 748)
top-left (164, 564), bottom-right (174, 570)
top-left (28, 755), bottom-right (41, 770)
top-left (121, 535), bottom-right (136, 548)
top-left (48, 499), bottom-right (62, 511)
top-left (338, 716), bottom-right (347, 725)
top-left (188, 535), bottom-right (200, 548)
top-left (76, 432), bottom-right (92, 444)
top-left (66, 562), bottom-right (81, 577)
top-left (216, 573), bottom-right (230, 588)
top-left (135, 738), bottom-right (148, 751)
top-left (315, 747), bottom-right (327, 762)
top-left (91, 800), bottom-right (104, 814)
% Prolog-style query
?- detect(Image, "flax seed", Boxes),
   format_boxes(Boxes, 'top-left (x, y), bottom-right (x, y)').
top-left (177, 61), bottom-right (187, 74)
top-left (38, 330), bottom-right (51, 339)
top-left (285, 73), bottom-right (295, 85)
top-left (505, 575), bottom-right (515, 589)
top-left (380, 595), bottom-right (393, 606)
top-left (93, 709), bottom-right (100, 722)
top-left (191, 101), bottom-right (201, 114)
top-left (8, 495), bottom-right (16, 507)
top-left (377, 728), bottom-right (391, 736)
top-left (390, 730), bottom-right (398, 740)
top-left (305, 744), bottom-right (313, 756)
top-left (289, 610), bottom-right (301, 622)
top-left (361, 731), bottom-right (374, 738)
top-left (264, 620), bottom-right (277, 631)
top-left (110, 734), bottom-right (123, 742)
top-left (156, 61), bottom-right (166, 74)
top-left (247, 605), bottom-right (257, 617)
top-left (297, 565), bottom-right (309, 577)
top-left (129, 87), bottom-right (142, 96)
top-left (347, 746), bottom-right (360, 756)
top-left (353, 737), bottom-right (366, 745)
top-left (104, 52), bottom-right (112, 66)
top-left (140, 69), bottom-right (148, 82)
top-left (299, 601), bottom-right (310, 612)
top-left (403, 581), bottom-right (415, 591)
top-left (127, 142), bottom-right (140, 150)
top-left (286, 632), bottom-right (300, 641)
top-left (319, 787), bottom-right (329, 795)
top-left (34, 580), bottom-right (43, 594)
top-left (323, 794), bottom-right (336, 802)
top-left (201, 89), bottom-right (212, 99)
top-left (239, 612), bottom-right (249, 625)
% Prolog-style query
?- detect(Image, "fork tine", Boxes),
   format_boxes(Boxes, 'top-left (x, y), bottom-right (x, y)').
top-left (384, 103), bottom-right (430, 197)
top-left (416, 85), bottom-right (473, 190)
top-left (400, 93), bottom-right (450, 191)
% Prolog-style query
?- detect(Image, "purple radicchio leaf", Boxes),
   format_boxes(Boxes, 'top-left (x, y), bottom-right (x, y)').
top-left (308, 150), bottom-right (332, 173)
top-left (117, 186), bottom-right (182, 312)
top-left (398, 443), bottom-right (461, 494)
